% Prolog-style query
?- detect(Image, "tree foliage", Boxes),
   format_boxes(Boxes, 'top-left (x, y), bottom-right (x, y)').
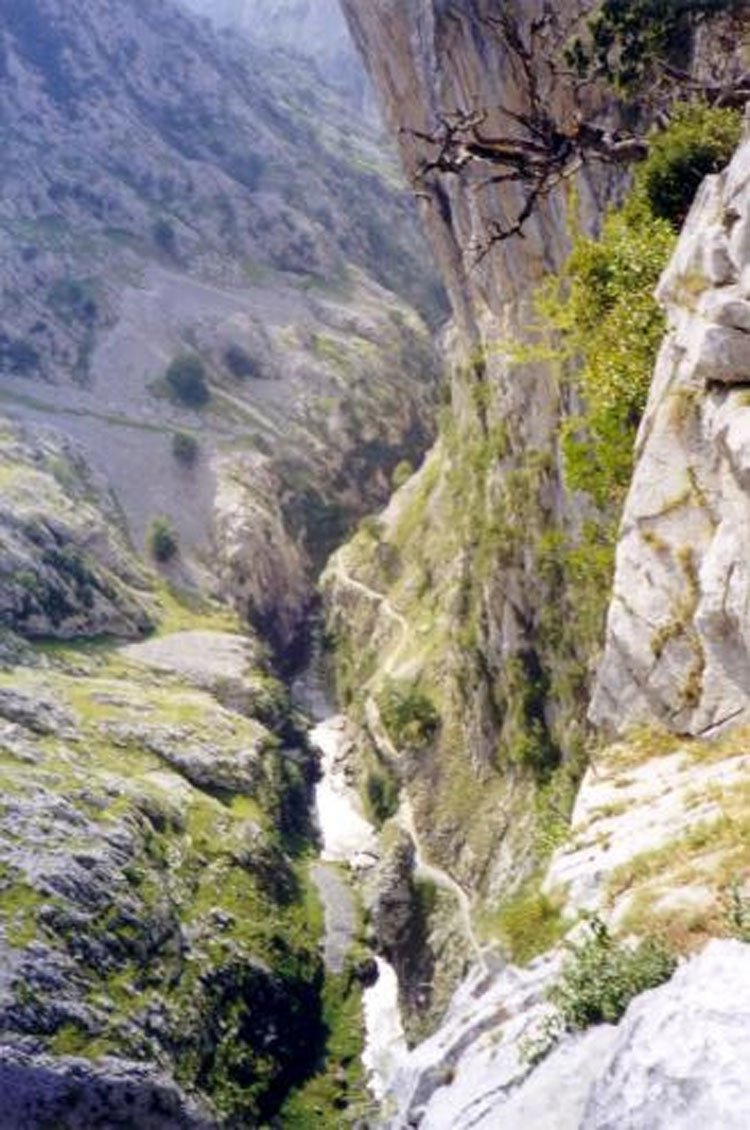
top-left (147, 516), bottom-right (179, 563)
top-left (165, 354), bottom-right (210, 408)
top-left (540, 103), bottom-right (741, 510)
top-left (566, 0), bottom-right (745, 95)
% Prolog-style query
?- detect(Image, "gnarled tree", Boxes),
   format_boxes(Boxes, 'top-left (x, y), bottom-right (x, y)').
top-left (407, 1), bottom-right (750, 253)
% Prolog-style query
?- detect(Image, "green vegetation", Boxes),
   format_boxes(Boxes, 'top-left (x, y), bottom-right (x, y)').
top-left (171, 430), bottom-right (199, 466)
top-left (641, 102), bottom-right (743, 227)
top-left (279, 965), bottom-right (369, 1126)
top-left (566, 1), bottom-right (743, 95)
top-left (165, 354), bottom-right (210, 408)
top-left (392, 459), bottom-right (415, 489)
top-left (542, 104), bottom-right (740, 514)
top-left (364, 761), bottom-right (401, 824)
top-left (481, 882), bottom-right (567, 965)
top-left (0, 333), bottom-right (40, 375)
top-left (224, 344), bottom-right (258, 380)
top-left (49, 276), bottom-right (99, 326)
top-left (724, 878), bottom-right (750, 942)
top-left (378, 677), bottom-right (440, 753)
top-left (548, 915), bottom-right (676, 1030)
top-left (147, 516), bottom-right (179, 563)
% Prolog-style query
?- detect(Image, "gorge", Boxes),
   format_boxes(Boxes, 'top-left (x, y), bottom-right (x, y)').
top-left (3, 1), bottom-right (750, 1127)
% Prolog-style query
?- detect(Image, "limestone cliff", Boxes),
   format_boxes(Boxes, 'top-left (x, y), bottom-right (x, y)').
top-left (329, 0), bottom-right (608, 902)
top-left (593, 124), bottom-right (750, 738)
top-left (329, 0), bottom-right (750, 1052)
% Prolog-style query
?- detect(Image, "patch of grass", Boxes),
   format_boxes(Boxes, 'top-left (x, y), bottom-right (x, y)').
top-left (480, 882), bottom-right (567, 965)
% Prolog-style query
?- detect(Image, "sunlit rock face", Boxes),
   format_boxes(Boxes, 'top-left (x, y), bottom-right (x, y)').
top-left (380, 940), bottom-right (750, 1129)
top-left (592, 128), bottom-right (750, 737)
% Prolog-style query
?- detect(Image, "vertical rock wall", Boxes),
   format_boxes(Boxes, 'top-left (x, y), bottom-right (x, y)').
top-left (331, 0), bottom-right (612, 902)
top-left (593, 125), bottom-right (750, 737)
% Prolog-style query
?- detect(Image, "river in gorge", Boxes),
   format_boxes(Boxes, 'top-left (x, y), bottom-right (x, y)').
top-left (291, 636), bottom-right (408, 1104)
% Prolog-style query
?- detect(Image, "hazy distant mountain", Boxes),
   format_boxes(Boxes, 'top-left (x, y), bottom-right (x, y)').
top-left (180, 0), bottom-right (375, 114)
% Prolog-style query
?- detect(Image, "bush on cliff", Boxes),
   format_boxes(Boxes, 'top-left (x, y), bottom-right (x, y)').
top-left (542, 102), bottom-right (741, 513)
top-left (165, 353), bottom-right (210, 408)
top-left (147, 516), bottom-right (179, 562)
top-left (548, 915), bottom-right (677, 1030)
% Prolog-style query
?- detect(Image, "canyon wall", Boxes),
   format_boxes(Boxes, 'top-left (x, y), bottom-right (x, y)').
top-left (331, 0), bottom-right (750, 1033)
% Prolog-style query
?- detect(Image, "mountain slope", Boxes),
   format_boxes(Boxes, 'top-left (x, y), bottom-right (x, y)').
top-left (0, 0), bottom-right (444, 647)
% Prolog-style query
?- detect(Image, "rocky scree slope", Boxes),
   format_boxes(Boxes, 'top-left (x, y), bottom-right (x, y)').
top-left (329, 0), bottom-right (750, 1051)
top-left (0, 0), bottom-right (443, 649)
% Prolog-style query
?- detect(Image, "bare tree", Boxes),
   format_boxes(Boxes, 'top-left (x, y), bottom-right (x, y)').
top-left (405, 2), bottom-right (750, 254)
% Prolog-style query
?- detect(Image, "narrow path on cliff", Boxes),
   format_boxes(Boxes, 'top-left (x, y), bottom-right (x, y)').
top-left (363, 684), bottom-right (489, 970)
top-left (331, 552), bottom-right (490, 968)
top-left (330, 553), bottom-right (409, 640)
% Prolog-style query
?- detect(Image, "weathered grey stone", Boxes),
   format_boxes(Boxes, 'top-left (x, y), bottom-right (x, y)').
top-left (0, 1047), bottom-right (217, 1130)
top-left (582, 940), bottom-right (750, 1130)
top-left (592, 132), bottom-right (750, 736)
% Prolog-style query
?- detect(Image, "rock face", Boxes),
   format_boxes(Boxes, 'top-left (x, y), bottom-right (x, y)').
top-left (593, 126), bottom-right (750, 737)
top-left (0, 622), bottom-right (325, 1126)
top-left (0, 424), bottom-right (153, 639)
top-left (0, 1047), bottom-right (216, 1130)
top-left (384, 940), bottom-right (750, 1130)
top-left (581, 940), bottom-right (750, 1130)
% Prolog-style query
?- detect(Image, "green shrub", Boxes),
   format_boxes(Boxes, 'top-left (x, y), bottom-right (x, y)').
top-left (548, 915), bottom-right (676, 1030)
top-left (224, 344), bottom-right (258, 380)
top-left (491, 885), bottom-right (566, 965)
top-left (392, 459), bottom-right (415, 490)
top-left (378, 678), bottom-right (440, 753)
top-left (638, 103), bottom-right (743, 227)
top-left (723, 877), bottom-right (750, 942)
top-left (147, 516), bottom-right (179, 563)
top-left (565, 1), bottom-right (741, 95)
top-left (0, 334), bottom-right (39, 374)
top-left (171, 431), bottom-right (199, 466)
top-left (542, 103), bottom-right (741, 512)
top-left (165, 354), bottom-right (210, 408)
top-left (365, 765), bottom-right (400, 824)
top-left (49, 277), bottom-right (98, 326)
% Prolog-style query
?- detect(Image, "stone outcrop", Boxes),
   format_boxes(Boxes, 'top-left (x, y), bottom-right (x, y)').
top-left (0, 623), bottom-right (324, 1126)
top-left (593, 125), bottom-right (750, 737)
top-left (0, 425), bottom-right (153, 640)
top-left (0, 1048), bottom-right (216, 1130)
top-left (384, 940), bottom-right (750, 1129)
